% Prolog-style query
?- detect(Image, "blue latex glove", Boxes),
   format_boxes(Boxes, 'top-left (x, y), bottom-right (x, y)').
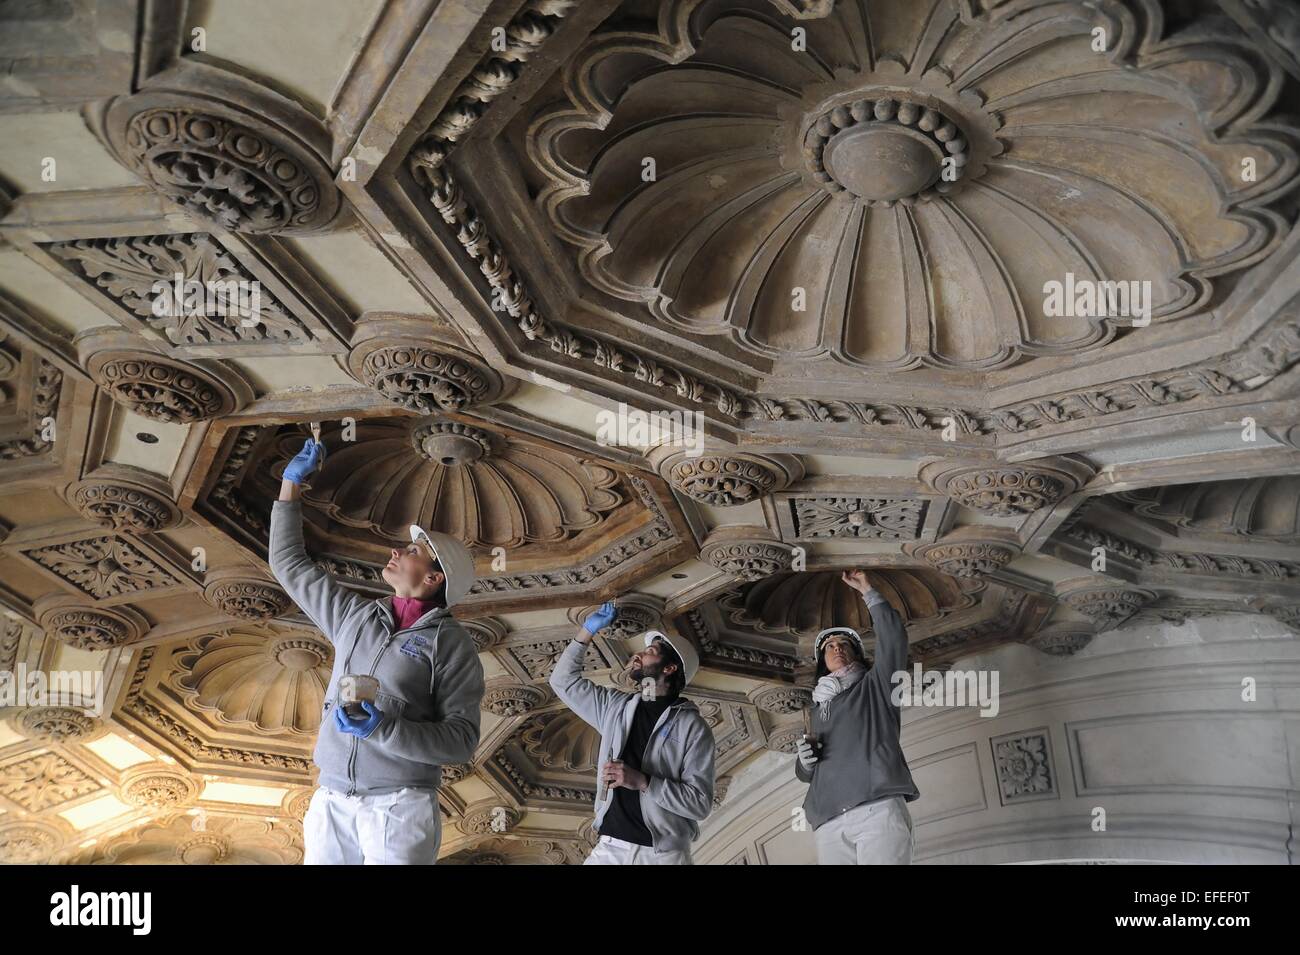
top-left (582, 601), bottom-right (617, 635)
top-left (334, 700), bottom-right (383, 739)
top-left (283, 438), bottom-right (324, 484)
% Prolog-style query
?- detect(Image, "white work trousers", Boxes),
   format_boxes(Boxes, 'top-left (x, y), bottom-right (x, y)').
top-left (303, 786), bottom-right (441, 865)
top-left (583, 835), bottom-right (692, 865)
top-left (813, 795), bottom-right (915, 865)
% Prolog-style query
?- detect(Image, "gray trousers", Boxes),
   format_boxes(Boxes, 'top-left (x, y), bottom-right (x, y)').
top-left (813, 795), bottom-right (915, 865)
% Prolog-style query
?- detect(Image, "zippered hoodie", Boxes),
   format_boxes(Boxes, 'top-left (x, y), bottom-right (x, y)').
top-left (549, 639), bottom-right (716, 854)
top-left (269, 499), bottom-right (485, 796)
top-left (796, 591), bottom-right (920, 829)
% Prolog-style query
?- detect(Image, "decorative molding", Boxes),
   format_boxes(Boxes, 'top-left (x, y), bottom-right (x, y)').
top-left (651, 449), bottom-right (803, 506)
top-left (45, 234), bottom-right (313, 346)
top-left (65, 479), bottom-right (182, 534)
top-left (566, 592), bottom-right (665, 639)
top-left (461, 616), bottom-right (506, 652)
top-left (410, 1), bottom-right (580, 153)
top-left (0, 751), bottom-right (101, 812)
top-left (459, 803), bottom-right (521, 836)
top-left (87, 350), bottom-right (250, 423)
top-left (349, 338), bottom-right (511, 414)
top-left (1062, 523), bottom-right (1300, 581)
top-left (1058, 582), bottom-right (1157, 632)
top-left (0, 820), bottom-right (65, 864)
top-left (910, 530), bottom-right (1021, 578)
top-left (0, 358), bottom-right (62, 461)
top-left (1114, 477), bottom-right (1300, 543)
top-left (700, 526), bottom-right (793, 581)
top-left (1021, 627), bottom-right (1094, 657)
top-left (992, 729), bottom-right (1057, 804)
top-left (118, 765), bottom-right (200, 810)
top-left (764, 726), bottom-right (804, 755)
top-left (519, 709), bottom-right (599, 774)
top-left (10, 707), bottom-right (104, 744)
top-left (805, 96), bottom-right (977, 204)
top-left (750, 685), bottom-right (812, 715)
top-left (201, 575), bottom-right (292, 620)
top-left (293, 417), bottom-right (624, 547)
top-left (790, 496), bottom-right (927, 540)
top-left (35, 599), bottom-right (149, 650)
top-left (22, 533), bottom-right (182, 600)
top-left (482, 682), bottom-right (549, 717)
top-left (174, 626), bottom-right (332, 735)
top-left (921, 458), bottom-right (1093, 516)
top-left (721, 568), bottom-right (973, 637)
top-left (119, 646), bottom-right (315, 773)
top-left (101, 75), bottom-right (342, 235)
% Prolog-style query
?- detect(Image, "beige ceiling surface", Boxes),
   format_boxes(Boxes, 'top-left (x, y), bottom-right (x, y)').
top-left (0, 0), bottom-right (1297, 864)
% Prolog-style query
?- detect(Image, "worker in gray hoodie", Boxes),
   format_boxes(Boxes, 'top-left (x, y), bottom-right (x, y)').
top-left (795, 569), bottom-right (920, 864)
top-left (269, 438), bottom-right (485, 865)
top-left (550, 601), bottom-right (716, 864)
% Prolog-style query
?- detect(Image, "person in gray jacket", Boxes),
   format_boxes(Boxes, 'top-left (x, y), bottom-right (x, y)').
top-left (550, 601), bottom-right (716, 864)
top-left (269, 438), bottom-right (485, 865)
top-left (795, 569), bottom-right (920, 864)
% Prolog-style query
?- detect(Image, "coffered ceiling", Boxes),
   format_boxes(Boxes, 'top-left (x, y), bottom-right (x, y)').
top-left (0, 0), bottom-right (1297, 864)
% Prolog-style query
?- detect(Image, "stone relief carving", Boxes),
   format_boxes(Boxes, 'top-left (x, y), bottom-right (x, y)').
top-left (287, 417), bottom-right (624, 547)
top-left (700, 527), bottom-right (794, 581)
top-left (46, 234), bottom-right (311, 346)
top-left (10, 706), bottom-right (103, 744)
top-left (66, 480), bottom-right (182, 535)
top-left (350, 341), bottom-right (510, 414)
top-left (201, 575), bottom-right (291, 620)
top-left (791, 496), bottom-right (927, 540)
top-left (102, 77), bottom-right (342, 235)
top-left (174, 626), bottom-right (332, 735)
top-left (87, 351), bottom-right (248, 423)
top-left (992, 730), bottom-right (1057, 803)
top-left (0, 358), bottom-right (61, 461)
top-left (36, 601), bottom-right (149, 651)
top-left (651, 449), bottom-right (804, 506)
top-left (0, 751), bottom-right (101, 811)
top-left (23, 533), bottom-right (181, 600)
top-left (528, 0), bottom-right (1289, 376)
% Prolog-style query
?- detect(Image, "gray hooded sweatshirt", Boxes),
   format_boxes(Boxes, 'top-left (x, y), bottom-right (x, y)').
top-left (796, 591), bottom-right (920, 829)
top-left (269, 499), bottom-right (485, 796)
top-left (549, 639), bottom-right (716, 854)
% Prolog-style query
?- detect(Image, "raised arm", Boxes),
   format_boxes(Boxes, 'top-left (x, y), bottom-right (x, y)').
top-left (841, 569), bottom-right (908, 690)
top-left (548, 602), bottom-right (623, 730)
top-left (268, 439), bottom-right (365, 642)
top-left (374, 624), bottom-right (484, 765)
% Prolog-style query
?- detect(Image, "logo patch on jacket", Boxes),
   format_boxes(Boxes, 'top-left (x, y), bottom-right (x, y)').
top-left (399, 634), bottom-right (429, 663)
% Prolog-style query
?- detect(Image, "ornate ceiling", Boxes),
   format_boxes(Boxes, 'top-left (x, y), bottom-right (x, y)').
top-left (0, 0), bottom-right (1297, 864)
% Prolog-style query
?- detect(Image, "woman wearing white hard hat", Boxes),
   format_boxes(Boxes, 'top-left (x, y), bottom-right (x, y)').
top-left (550, 601), bottom-right (716, 864)
top-left (269, 437), bottom-right (485, 864)
top-left (795, 569), bottom-right (920, 864)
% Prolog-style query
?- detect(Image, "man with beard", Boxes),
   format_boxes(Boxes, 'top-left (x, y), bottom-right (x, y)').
top-left (550, 601), bottom-right (716, 864)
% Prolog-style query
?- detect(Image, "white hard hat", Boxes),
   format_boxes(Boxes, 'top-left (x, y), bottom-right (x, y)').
top-left (642, 629), bottom-right (700, 685)
top-left (814, 626), bottom-right (868, 662)
top-left (408, 524), bottom-right (476, 608)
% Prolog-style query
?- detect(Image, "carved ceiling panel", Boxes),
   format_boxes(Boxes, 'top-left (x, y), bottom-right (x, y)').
top-left (482, 0), bottom-right (1299, 395)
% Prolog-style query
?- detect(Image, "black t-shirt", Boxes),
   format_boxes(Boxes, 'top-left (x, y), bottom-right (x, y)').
top-left (597, 695), bottom-right (676, 847)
